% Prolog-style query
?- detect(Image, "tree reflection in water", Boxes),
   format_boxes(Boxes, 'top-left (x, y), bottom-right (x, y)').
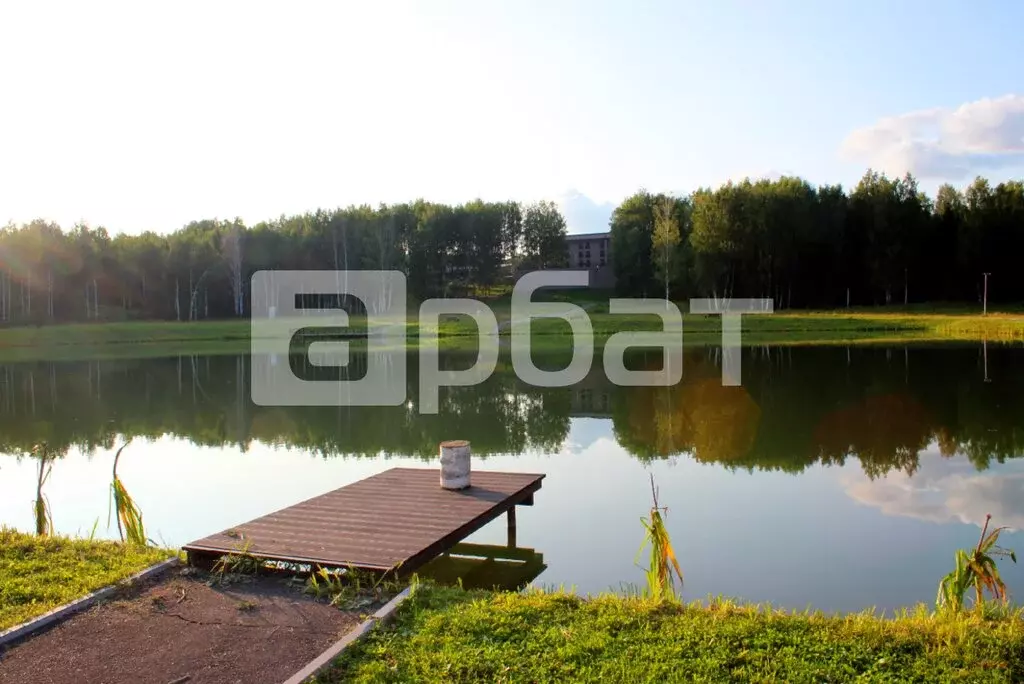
top-left (1, 344), bottom-right (1023, 482)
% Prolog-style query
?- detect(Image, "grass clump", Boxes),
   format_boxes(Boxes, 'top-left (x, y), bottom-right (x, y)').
top-left (30, 444), bottom-right (56, 537)
top-left (635, 474), bottom-right (683, 603)
top-left (211, 539), bottom-right (262, 577)
top-left (205, 539), bottom-right (267, 587)
top-left (108, 440), bottom-right (149, 547)
top-left (312, 584), bottom-right (1024, 683)
top-left (937, 514), bottom-right (1017, 614)
top-left (0, 527), bottom-right (173, 631)
top-left (303, 565), bottom-right (404, 611)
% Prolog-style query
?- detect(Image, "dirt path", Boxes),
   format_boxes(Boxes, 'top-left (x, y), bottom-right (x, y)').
top-left (0, 570), bottom-right (366, 684)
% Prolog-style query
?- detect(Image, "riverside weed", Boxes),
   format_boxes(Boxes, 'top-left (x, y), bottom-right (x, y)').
top-left (108, 440), bottom-right (148, 546)
top-left (937, 513), bottom-right (1017, 613)
top-left (635, 473), bottom-right (683, 602)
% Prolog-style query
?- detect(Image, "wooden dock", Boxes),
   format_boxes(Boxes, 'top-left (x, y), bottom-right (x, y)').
top-left (183, 467), bottom-right (544, 574)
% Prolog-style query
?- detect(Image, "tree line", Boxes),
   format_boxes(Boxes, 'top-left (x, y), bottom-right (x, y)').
top-left (1, 169), bottom-right (1021, 325)
top-left (615, 171), bottom-right (1024, 307)
top-left (0, 200), bottom-right (568, 324)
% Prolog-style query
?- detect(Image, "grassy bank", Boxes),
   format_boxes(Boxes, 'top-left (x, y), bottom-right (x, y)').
top-left (0, 321), bottom-right (252, 362)
top-left (0, 304), bottom-right (1022, 362)
top-left (0, 528), bottom-right (174, 631)
top-left (314, 585), bottom-right (1024, 683)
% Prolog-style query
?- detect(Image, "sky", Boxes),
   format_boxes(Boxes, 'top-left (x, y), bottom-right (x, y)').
top-left (1, 0), bottom-right (1022, 235)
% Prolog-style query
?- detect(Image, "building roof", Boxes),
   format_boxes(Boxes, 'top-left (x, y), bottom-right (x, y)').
top-left (565, 232), bottom-right (611, 241)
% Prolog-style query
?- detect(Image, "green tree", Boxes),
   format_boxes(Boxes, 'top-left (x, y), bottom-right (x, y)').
top-left (611, 190), bottom-right (667, 297)
top-left (651, 197), bottom-right (682, 302)
top-left (521, 200), bottom-right (568, 269)
top-left (2, 168), bottom-right (1023, 324)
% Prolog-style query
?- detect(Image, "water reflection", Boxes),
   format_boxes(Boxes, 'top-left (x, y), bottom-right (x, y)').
top-left (842, 447), bottom-right (1024, 530)
top-left (1, 344), bottom-right (1023, 611)
top-left (1, 345), bottom-right (1023, 479)
top-left (418, 542), bottom-right (547, 591)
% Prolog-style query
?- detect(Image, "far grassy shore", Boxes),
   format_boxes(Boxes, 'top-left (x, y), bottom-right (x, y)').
top-left (316, 584), bottom-right (1024, 683)
top-left (0, 528), bottom-right (175, 631)
top-left (0, 302), bottom-right (1022, 362)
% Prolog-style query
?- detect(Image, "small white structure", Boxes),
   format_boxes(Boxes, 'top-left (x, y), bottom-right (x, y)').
top-left (439, 440), bottom-right (471, 490)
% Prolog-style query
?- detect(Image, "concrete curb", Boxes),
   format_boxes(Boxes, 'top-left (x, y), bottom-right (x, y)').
top-left (281, 586), bottom-right (413, 684)
top-left (0, 556), bottom-right (181, 649)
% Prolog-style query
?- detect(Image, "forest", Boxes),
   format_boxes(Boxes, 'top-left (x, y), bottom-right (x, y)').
top-left (0, 170), bottom-right (1021, 325)
top-left (616, 171), bottom-right (1024, 307)
top-left (0, 200), bottom-right (568, 324)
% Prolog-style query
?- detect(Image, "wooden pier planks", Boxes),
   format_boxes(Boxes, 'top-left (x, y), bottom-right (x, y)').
top-left (183, 467), bottom-right (544, 573)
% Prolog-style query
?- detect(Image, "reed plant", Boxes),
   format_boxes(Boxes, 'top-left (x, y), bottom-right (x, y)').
top-left (635, 473), bottom-right (683, 602)
top-left (108, 440), bottom-right (148, 546)
top-left (937, 513), bottom-right (1017, 613)
top-left (30, 444), bottom-right (54, 537)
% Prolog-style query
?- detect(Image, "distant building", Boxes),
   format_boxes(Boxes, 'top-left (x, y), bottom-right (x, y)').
top-left (570, 386), bottom-right (612, 417)
top-left (565, 232), bottom-right (614, 289)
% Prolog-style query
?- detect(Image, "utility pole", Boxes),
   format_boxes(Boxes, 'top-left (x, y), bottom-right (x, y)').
top-left (982, 272), bottom-right (991, 315)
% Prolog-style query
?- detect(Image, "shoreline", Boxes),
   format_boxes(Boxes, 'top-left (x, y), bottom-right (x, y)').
top-left (312, 584), bottom-right (1024, 683)
top-left (0, 308), bottom-right (1021, 362)
top-left (4, 522), bottom-right (1022, 681)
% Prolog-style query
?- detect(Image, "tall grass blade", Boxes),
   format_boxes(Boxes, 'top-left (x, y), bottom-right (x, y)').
top-left (31, 444), bottom-right (54, 537)
top-left (635, 473), bottom-right (683, 602)
top-left (109, 439), bottom-right (148, 546)
top-left (936, 513), bottom-right (1016, 613)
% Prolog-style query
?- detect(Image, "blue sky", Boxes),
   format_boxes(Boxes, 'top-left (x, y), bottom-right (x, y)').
top-left (1, 0), bottom-right (1021, 234)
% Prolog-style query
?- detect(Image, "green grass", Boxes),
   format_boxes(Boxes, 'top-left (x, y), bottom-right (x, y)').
top-left (0, 303), bottom-right (1022, 361)
top-left (0, 320), bottom-right (253, 362)
top-left (314, 585), bottom-right (1024, 683)
top-left (0, 527), bottom-right (175, 631)
top-left (0, 319), bottom-right (250, 346)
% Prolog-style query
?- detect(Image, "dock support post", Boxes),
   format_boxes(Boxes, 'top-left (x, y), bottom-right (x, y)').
top-left (186, 549), bottom-right (218, 572)
top-left (507, 506), bottom-right (517, 548)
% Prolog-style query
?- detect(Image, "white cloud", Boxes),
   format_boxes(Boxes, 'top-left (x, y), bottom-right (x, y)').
top-left (840, 94), bottom-right (1024, 179)
top-left (552, 190), bottom-right (615, 234)
top-left (841, 448), bottom-right (1024, 531)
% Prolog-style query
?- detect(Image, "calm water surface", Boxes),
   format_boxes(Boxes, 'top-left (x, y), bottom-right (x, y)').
top-left (2, 344), bottom-right (1022, 613)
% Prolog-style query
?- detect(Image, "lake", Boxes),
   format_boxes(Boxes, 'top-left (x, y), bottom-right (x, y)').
top-left (2, 343), bottom-right (1022, 614)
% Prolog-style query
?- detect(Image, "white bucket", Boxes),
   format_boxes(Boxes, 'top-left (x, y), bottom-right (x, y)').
top-left (440, 440), bottom-right (471, 490)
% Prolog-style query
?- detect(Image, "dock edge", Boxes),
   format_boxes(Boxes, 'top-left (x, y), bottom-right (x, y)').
top-left (280, 586), bottom-right (414, 684)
